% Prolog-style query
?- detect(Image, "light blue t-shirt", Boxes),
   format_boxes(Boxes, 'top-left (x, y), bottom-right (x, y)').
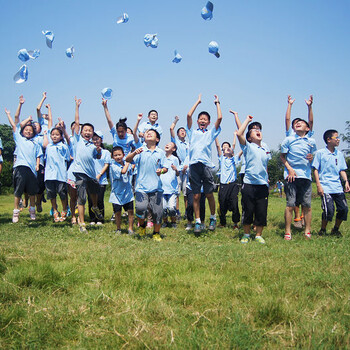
top-left (219, 155), bottom-right (239, 184)
top-left (72, 133), bottom-right (99, 179)
top-left (312, 147), bottom-right (347, 194)
top-left (94, 149), bottom-right (111, 185)
top-left (161, 155), bottom-right (179, 195)
top-left (133, 145), bottom-right (167, 193)
top-left (34, 134), bottom-right (45, 166)
top-left (13, 128), bottom-right (43, 175)
top-left (187, 126), bottom-right (221, 168)
top-left (44, 141), bottom-right (70, 182)
top-left (170, 136), bottom-right (188, 164)
top-left (241, 142), bottom-right (270, 185)
top-left (281, 134), bottom-right (317, 180)
top-left (138, 121), bottom-right (163, 142)
top-left (110, 126), bottom-right (135, 155)
top-left (109, 161), bottom-right (134, 205)
top-left (286, 126), bottom-right (314, 138)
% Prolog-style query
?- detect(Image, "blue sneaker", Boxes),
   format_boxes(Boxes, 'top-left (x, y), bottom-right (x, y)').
top-left (208, 218), bottom-right (216, 231)
top-left (240, 236), bottom-right (251, 244)
top-left (67, 206), bottom-right (72, 217)
top-left (50, 207), bottom-right (54, 216)
top-left (194, 222), bottom-right (202, 234)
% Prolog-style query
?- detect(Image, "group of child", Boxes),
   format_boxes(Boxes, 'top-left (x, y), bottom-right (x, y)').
top-left (3, 93), bottom-right (349, 242)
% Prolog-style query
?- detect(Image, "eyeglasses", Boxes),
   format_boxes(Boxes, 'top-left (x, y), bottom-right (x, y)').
top-left (330, 137), bottom-right (340, 140)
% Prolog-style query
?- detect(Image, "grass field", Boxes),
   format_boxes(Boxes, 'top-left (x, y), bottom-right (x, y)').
top-left (0, 190), bottom-right (349, 349)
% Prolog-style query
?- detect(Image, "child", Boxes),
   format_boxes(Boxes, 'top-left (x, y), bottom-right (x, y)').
top-left (125, 129), bottom-right (168, 241)
top-left (109, 146), bottom-right (134, 234)
top-left (215, 131), bottom-right (240, 229)
top-left (137, 110), bottom-right (163, 143)
top-left (71, 97), bottom-right (104, 233)
top-left (43, 124), bottom-right (70, 222)
top-left (312, 130), bottom-right (349, 237)
top-left (186, 94), bottom-right (222, 234)
top-left (280, 119), bottom-right (317, 240)
top-left (236, 115), bottom-right (270, 244)
top-left (161, 142), bottom-right (180, 228)
top-left (276, 180), bottom-right (283, 198)
top-left (88, 131), bottom-right (110, 225)
top-left (5, 111), bottom-right (42, 222)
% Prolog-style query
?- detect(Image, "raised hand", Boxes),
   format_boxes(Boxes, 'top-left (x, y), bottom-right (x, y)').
top-left (101, 98), bottom-right (107, 108)
top-left (174, 115), bottom-right (179, 122)
top-left (229, 110), bottom-right (238, 117)
top-left (305, 95), bottom-right (313, 106)
top-left (75, 96), bottom-right (82, 107)
top-left (137, 113), bottom-right (143, 121)
top-left (19, 95), bottom-right (25, 104)
top-left (287, 95), bottom-right (295, 105)
top-left (214, 95), bottom-right (220, 104)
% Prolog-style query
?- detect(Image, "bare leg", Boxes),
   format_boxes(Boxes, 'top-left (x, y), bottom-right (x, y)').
top-left (115, 211), bottom-right (122, 230)
top-left (302, 206), bottom-right (312, 234)
top-left (78, 204), bottom-right (85, 224)
top-left (255, 226), bottom-right (264, 236)
top-left (128, 210), bottom-right (134, 231)
top-left (193, 193), bottom-right (201, 220)
top-left (14, 196), bottom-right (21, 210)
top-left (285, 206), bottom-right (294, 234)
top-left (206, 192), bottom-right (216, 215)
top-left (29, 195), bottom-right (35, 207)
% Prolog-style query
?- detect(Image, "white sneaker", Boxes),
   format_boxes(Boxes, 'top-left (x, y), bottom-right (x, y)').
top-left (12, 209), bottom-right (20, 223)
top-left (185, 223), bottom-right (192, 230)
top-left (29, 207), bottom-right (36, 220)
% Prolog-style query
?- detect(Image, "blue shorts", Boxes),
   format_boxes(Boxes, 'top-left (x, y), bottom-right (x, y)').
top-left (321, 193), bottom-right (348, 222)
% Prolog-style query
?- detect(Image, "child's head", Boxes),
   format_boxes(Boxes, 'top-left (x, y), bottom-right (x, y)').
top-left (80, 123), bottom-right (94, 140)
top-left (197, 111), bottom-right (211, 130)
top-left (21, 123), bottom-right (36, 139)
top-left (221, 141), bottom-right (231, 150)
top-left (323, 129), bottom-right (339, 146)
top-left (145, 129), bottom-right (160, 145)
top-left (291, 118), bottom-right (302, 130)
top-left (221, 142), bottom-right (233, 157)
top-left (148, 110), bottom-right (158, 124)
top-left (92, 131), bottom-right (103, 147)
top-left (164, 141), bottom-right (177, 154)
top-left (50, 127), bottom-right (64, 143)
top-left (112, 146), bottom-right (124, 163)
top-left (248, 122), bottom-right (262, 131)
top-left (246, 128), bottom-right (263, 144)
top-left (127, 127), bottom-right (133, 135)
top-left (293, 119), bottom-right (310, 135)
top-left (116, 118), bottom-right (128, 139)
top-left (177, 127), bottom-right (186, 138)
top-left (32, 121), bottom-right (42, 135)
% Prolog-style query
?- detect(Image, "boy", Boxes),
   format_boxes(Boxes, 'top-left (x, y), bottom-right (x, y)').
top-left (280, 119), bottom-right (317, 240)
top-left (125, 129), bottom-right (168, 241)
top-left (186, 94), bottom-right (222, 234)
top-left (138, 110), bottom-right (163, 143)
top-left (312, 130), bottom-right (349, 237)
top-left (236, 115), bottom-right (270, 244)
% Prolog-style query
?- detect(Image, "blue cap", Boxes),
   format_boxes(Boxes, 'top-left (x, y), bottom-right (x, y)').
top-left (42, 30), bottom-right (54, 48)
top-left (201, 1), bottom-right (214, 20)
top-left (94, 130), bottom-right (104, 140)
top-left (18, 49), bottom-right (40, 62)
top-left (66, 46), bottom-right (74, 58)
top-left (208, 41), bottom-right (220, 58)
top-left (14, 64), bottom-right (28, 84)
top-left (144, 34), bottom-right (158, 48)
top-left (101, 87), bottom-right (113, 100)
top-left (116, 13), bottom-right (129, 24)
top-left (172, 50), bottom-right (182, 63)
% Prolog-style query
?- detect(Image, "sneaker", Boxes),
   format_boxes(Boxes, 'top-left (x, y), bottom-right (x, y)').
top-left (12, 209), bottom-right (20, 223)
top-left (60, 211), bottom-right (67, 222)
top-left (293, 218), bottom-right (302, 229)
top-left (79, 224), bottom-right (87, 233)
top-left (110, 213), bottom-right (115, 221)
top-left (71, 217), bottom-right (77, 225)
top-left (208, 218), bottom-right (216, 231)
top-left (29, 207), bottom-right (36, 220)
top-left (304, 232), bottom-right (312, 240)
top-left (185, 223), bottom-right (192, 231)
top-left (318, 229), bottom-right (327, 236)
top-left (96, 222), bottom-right (103, 226)
top-left (240, 236), bottom-right (251, 244)
top-left (128, 229), bottom-right (134, 236)
top-left (171, 223), bottom-right (177, 228)
top-left (91, 206), bottom-right (104, 221)
top-left (53, 211), bottom-right (60, 223)
top-left (147, 221), bottom-right (153, 228)
top-left (67, 206), bottom-right (72, 217)
top-left (255, 236), bottom-right (266, 244)
top-left (200, 223), bottom-right (206, 230)
top-left (153, 233), bottom-right (162, 242)
top-left (50, 207), bottom-right (54, 216)
top-left (194, 222), bottom-right (202, 234)
top-left (90, 222), bottom-right (96, 225)
top-left (284, 233), bottom-right (292, 241)
top-left (331, 227), bottom-right (342, 238)
top-left (116, 229), bottom-right (122, 235)
top-left (36, 203), bottom-right (43, 213)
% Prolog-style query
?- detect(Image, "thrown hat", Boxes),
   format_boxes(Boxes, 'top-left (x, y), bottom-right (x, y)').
top-left (172, 50), bottom-right (182, 63)
top-left (94, 130), bottom-right (104, 140)
top-left (208, 41), bottom-right (220, 58)
top-left (144, 34), bottom-right (158, 48)
top-left (201, 1), bottom-right (214, 20)
top-left (116, 13), bottom-right (129, 24)
top-left (13, 64), bottom-right (28, 84)
top-left (65, 46), bottom-right (74, 58)
top-left (18, 49), bottom-right (40, 62)
top-left (42, 30), bottom-right (54, 48)
top-left (101, 87), bottom-right (113, 100)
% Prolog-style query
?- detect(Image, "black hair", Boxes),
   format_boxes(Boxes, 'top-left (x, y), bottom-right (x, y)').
top-left (296, 119), bottom-right (310, 129)
top-left (81, 123), bottom-right (94, 132)
top-left (70, 121), bottom-right (83, 129)
top-left (177, 127), bottom-right (186, 136)
top-left (20, 122), bottom-right (36, 138)
top-left (221, 141), bottom-right (231, 149)
top-left (116, 118), bottom-right (128, 131)
top-left (291, 118), bottom-right (302, 128)
top-left (50, 127), bottom-right (64, 137)
top-left (248, 122), bottom-right (262, 131)
top-left (197, 111), bottom-right (211, 121)
top-left (323, 129), bottom-right (338, 144)
top-left (148, 110), bottom-right (158, 117)
top-left (112, 146), bottom-right (124, 155)
top-left (146, 129), bottom-right (161, 145)
top-left (127, 127), bottom-right (133, 135)
top-left (245, 130), bottom-right (252, 143)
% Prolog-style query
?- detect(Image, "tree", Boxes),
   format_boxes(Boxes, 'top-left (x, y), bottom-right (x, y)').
top-left (340, 121), bottom-right (350, 156)
top-left (267, 149), bottom-right (284, 186)
top-left (0, 124), bottom-right (15, 162)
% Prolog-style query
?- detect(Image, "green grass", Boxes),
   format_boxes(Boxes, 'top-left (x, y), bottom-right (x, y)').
top-left (0, 190), bottom-right (349, 349)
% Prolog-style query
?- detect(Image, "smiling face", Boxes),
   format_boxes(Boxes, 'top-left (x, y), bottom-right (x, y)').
top-left (327, 132), bottom-right (340, 148)
top-left (81, 125), bottom-right (94, 141)
top-left (50, 129), bottom-right (63, 143)
top-left (294, 120), bottom-right (310, 133)
top-left (112, 149), bottom-right (124, 163)
top-left (145, 129), bottom-right (159, 144)
top-left (164, 142), bottom-right (176, 153)
top-left (148, 111), bottom-right (158, 124)
top-left (33, 122), bottom-right (41, 134)
top-left (197, 113), bottom-right (210, 130)
top-left (22, 125), bottom-right (35, 139)
top-left (92, 135), bottom-right (102, 147)
top-left (247, 128), bottom-right (263, 143)
top-left (177, 127), bottom-right (186, 138)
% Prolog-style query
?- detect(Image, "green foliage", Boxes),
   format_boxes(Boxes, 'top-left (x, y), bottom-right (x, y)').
top-left (340, 121), bottom-right (350, 156)
top-left (0, 161), bottom-right (13, 191)
top-left (267, 149), bottom-right (284, 186)
top-left (0, 124), bottom-right (15, 162)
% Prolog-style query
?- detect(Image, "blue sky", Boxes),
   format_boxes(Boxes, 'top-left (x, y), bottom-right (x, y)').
top-left (1, 0), bottom-right (349, 159)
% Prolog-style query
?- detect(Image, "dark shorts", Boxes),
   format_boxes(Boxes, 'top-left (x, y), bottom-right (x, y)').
top-left (135, 191), bottom-right (163, 224)
top-left (113, 201), bottom-right (134, 213)
top-left (13, 166), bottom-right (38, 197)
top-left (189, 162), bottom-right (215, 194)
top-left (74, 172), bottom-right (100, 205)
top-left (45, 180), bottom-right (68, 200)
top-left (37, 164), bottom-right (45, 194)
top-left (241, 183), bottom-right (269, 227)
top-left (321, 193), bottom-right (348, 222)
top-left (285, 178), bottom-right (312, 208)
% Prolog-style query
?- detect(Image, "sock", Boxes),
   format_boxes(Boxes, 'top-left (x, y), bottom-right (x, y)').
top-left (195, 218), bottom-right (201, 224)
top-left (210, 214), bottom-right (216, 220)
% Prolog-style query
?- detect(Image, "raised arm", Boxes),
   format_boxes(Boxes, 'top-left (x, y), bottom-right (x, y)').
top-left (36, 92), bottom-right (47, 120)
top-left (14, 95), bottom-right (25, 125)
top-left (285, 95), bottom-right (295, 131)
top-left (133, 114), bottom-right (143, 144)
top-left (121, 162), bottom-right (131, 174)
top-left (187, 94), bottom-right (201, 130)
top-left (170, 115), bottom-right (179, 139)
top-left (46, 104), bottom-right (53, 129)
top-left (5, 109), bottom-right (16, 131)
top-left (232, 131), bottom-right (237, 151)
top-left (230, 110), bottom-right (241, 129)
top-left (74, 97), bottom-right (82, 135)
top-left (305, 95), bottom-right (313, 131)
top-left (57, 118), bottom-right (70, 145)
top-left (101, 99), bottom-right (113, 130)
top-left (19, 115), bottom-right (33, 130)
top-left (214, 95), bottom-right (222, 130)
top-left (215, 137), bottom-right (222, 157)
top-left (236, 115), bottom-right (253, 145)
top-left (43, 131), bottom-right (49, 148)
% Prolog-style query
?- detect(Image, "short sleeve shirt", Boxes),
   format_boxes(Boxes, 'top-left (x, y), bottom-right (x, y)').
top-left (110, 126), bottom-right (135, 155)
top-left (161, 155), bottom-right (179, 195)
top-left (109, 161), bottom-right (134, 205)
top-left (44, 141), bottom-right (70, 182)
top-left (95, 149), bottom-right (111, 185)
top-left (138, 121), bottom-right (163, 143)
top-left (219, 155), bottom-right (238, 184)
top-left (171, 136), bottom-right (188, 164)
